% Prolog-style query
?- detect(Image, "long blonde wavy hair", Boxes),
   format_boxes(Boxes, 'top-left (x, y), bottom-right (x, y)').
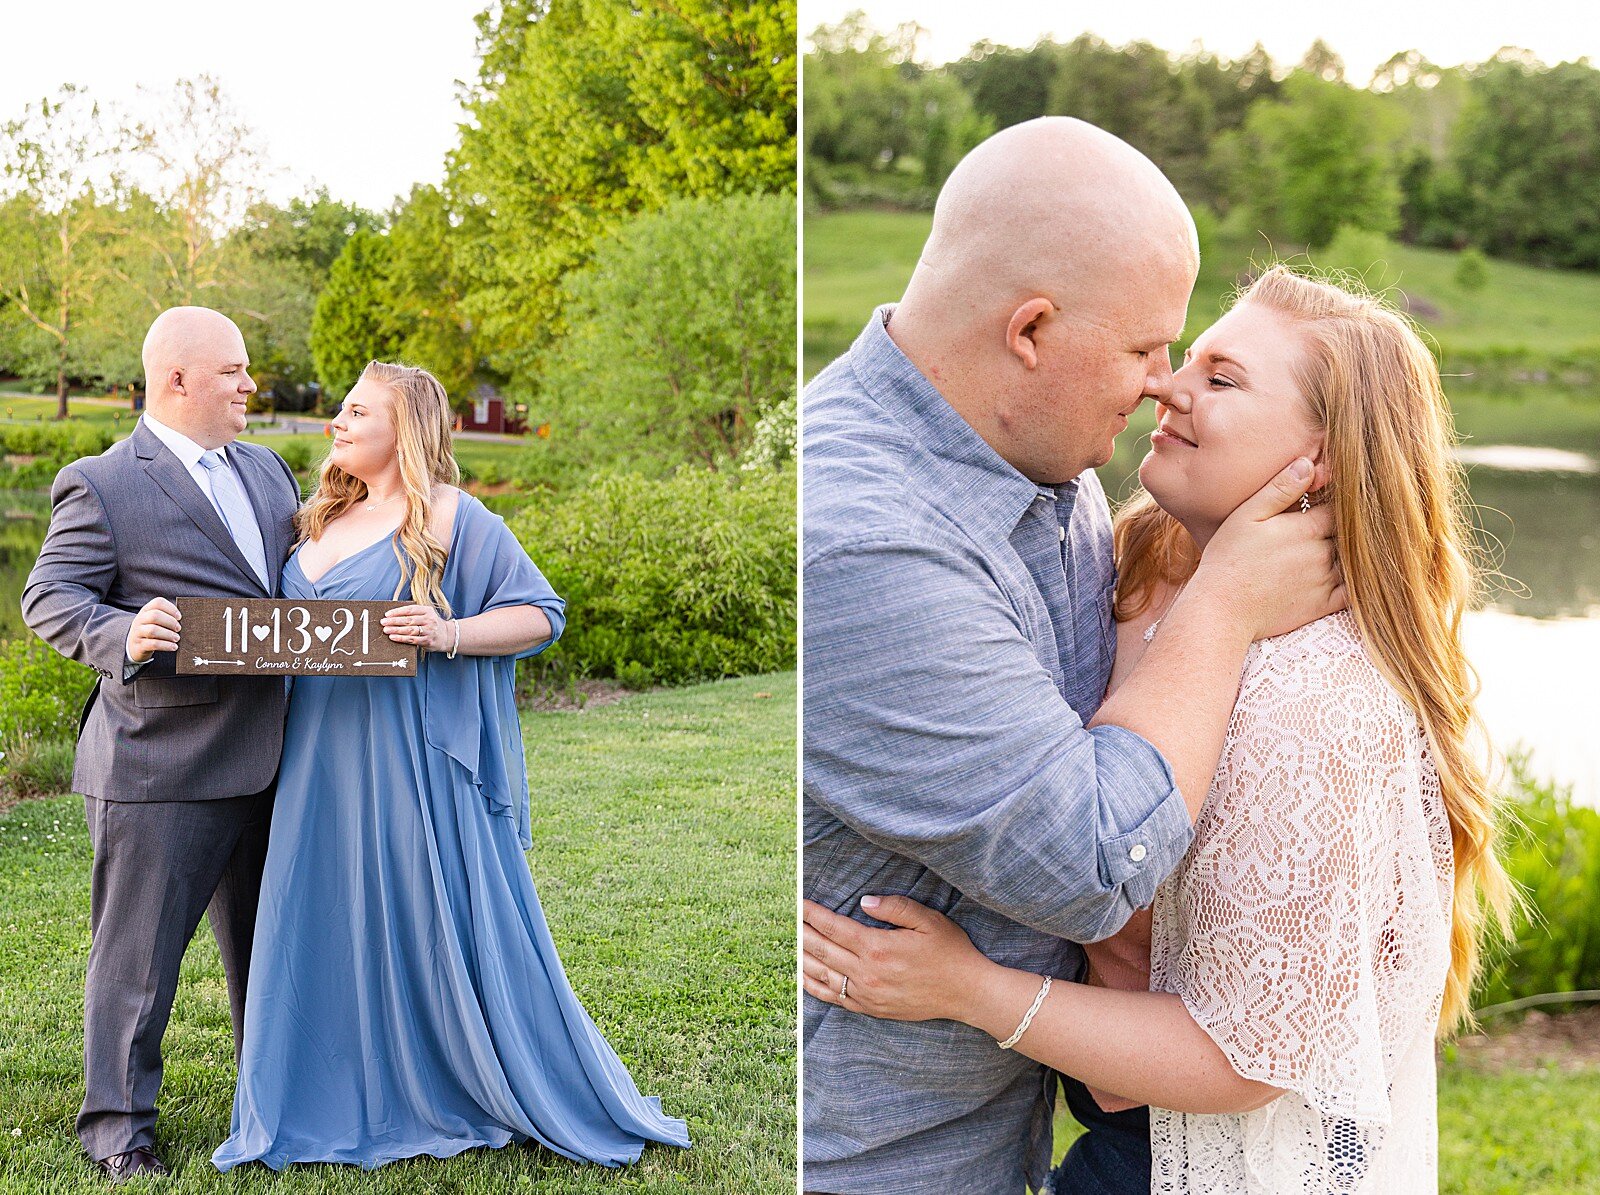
top-left (296, 360), bottom-right (461, 619)
top-left (1114, 264), bottom-right (1515, 1034)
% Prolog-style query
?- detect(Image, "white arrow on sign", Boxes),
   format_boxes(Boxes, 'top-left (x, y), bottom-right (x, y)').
top-left (192, 656), bottom-right (246, 667)
top-left (353, 659), bottom-right (410, 669)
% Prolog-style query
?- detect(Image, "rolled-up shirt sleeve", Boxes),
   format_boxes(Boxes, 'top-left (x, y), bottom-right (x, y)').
top-left (803, 534), bottom-right (1192, 943)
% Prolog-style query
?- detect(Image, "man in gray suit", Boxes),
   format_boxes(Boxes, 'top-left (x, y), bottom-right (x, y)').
top-left (23, 307), bottom-right (302, 1183)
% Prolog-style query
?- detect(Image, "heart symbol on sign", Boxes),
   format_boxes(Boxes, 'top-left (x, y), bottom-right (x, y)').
top-left (313, 626), bottom-right (332, 643)
top-left (252, 625), bottom-right (270, 642)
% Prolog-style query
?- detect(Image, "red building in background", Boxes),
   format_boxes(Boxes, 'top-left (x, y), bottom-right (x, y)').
top-left (455, 384), bottom-right (528, 435)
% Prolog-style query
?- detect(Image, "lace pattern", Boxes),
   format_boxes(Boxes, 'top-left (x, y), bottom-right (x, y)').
top-left (1149, 612), bottom-right (1454, 1193)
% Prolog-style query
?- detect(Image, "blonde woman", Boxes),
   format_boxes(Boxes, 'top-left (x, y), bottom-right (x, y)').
top-left (213, 362), bottom-right (689, 1171)
top-left (802, 267), bottom-right (1513, 1193)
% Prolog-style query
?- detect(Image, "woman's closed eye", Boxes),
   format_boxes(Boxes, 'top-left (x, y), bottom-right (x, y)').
top-left (1208, 375), bottom-right (1238, 390)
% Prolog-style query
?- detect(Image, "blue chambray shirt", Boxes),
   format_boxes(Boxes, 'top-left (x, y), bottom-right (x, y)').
top-left (803, 308), bottom-right (1193, 1195)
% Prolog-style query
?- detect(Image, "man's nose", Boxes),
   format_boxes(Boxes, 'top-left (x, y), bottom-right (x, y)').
top-left (1144, 349), bottom-right (1175, 402)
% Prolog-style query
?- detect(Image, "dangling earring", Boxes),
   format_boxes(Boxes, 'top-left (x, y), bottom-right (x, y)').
top-left (1299, 493), bottom-right (1312, 514)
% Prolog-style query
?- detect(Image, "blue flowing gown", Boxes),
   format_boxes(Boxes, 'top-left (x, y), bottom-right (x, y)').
top-left (212, 494), bottom-right (690, 1171)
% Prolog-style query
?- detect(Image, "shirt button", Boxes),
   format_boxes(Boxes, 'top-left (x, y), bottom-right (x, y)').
top-left (1129, 843), bottom-right (1148, 863)
top-left (1058, 525), bottom-right (1066, 542)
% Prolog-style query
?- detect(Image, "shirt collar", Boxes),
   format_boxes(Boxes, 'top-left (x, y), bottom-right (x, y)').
top-left (141, 412), bottom-right (216, 471)
top-left (849, 305), bottom-right (1078, 542)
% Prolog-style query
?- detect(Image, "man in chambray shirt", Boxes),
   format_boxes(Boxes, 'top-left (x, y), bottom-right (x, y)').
top-left (802, 119), bottom-right (1342, 1194)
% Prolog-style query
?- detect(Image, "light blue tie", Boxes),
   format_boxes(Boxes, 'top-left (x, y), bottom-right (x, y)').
top-left (199, 449), bottom-right (271, 591)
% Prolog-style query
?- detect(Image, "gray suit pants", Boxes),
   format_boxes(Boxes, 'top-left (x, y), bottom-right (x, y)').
top-left (77, 788), bottom-right (273, 1160)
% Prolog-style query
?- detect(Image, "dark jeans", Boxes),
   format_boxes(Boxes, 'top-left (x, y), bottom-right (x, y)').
top-left (1045, 1076), bottom-right (1151, 1195)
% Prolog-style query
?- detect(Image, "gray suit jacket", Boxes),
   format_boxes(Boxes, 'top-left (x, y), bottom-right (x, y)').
top-left (22, 420), bottom-right (302, 801)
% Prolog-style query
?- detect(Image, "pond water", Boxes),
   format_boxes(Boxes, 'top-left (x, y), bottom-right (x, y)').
top-left (4, 440), bottom-right (1598, 803)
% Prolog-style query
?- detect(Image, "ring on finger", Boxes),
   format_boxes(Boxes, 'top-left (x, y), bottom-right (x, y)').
top-left (839, 974), bottom-right (848, 1001)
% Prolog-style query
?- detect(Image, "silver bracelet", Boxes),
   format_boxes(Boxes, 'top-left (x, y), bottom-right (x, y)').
top-left (997, 975), bottom-right (1052, 1050)
top-left (447, 618), bottom-right (460, 660)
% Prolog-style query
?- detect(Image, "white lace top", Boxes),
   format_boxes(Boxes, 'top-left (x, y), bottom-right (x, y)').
top-left (1148, 611), bottom-right (1454, 1194)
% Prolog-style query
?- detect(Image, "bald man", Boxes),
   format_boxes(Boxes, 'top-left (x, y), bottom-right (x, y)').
top-left (801, 119), bottom-right (1342, 1194)
top-left (23, 307), bottom-right (302, 1183)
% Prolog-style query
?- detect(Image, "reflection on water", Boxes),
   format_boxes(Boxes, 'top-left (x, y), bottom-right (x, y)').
top-left (1456, 445), bottom-right (1598, 474)
top-left (1464, 610), bottom-right (1600, 809)
top-left (1467, 464), bottom-right (1600, 619)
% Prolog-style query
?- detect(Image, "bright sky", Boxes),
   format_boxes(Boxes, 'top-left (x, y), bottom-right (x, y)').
top-left (800, 0), bottom-right (1600, 79)
top-left (2, 0), bottom-right (487, 214)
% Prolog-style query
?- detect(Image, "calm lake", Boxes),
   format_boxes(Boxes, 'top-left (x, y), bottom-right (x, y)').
top-left (4, 435), bottom-right (1598, 804)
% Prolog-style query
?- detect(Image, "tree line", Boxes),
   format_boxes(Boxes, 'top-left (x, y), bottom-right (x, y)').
top-left (805, 14), bottom-right (1600, 271)
top-left (0, 0), bottom-right (796, 476)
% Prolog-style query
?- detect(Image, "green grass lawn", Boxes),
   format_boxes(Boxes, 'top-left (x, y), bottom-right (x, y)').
top-left (805, 209), bottom-right (1600, 387)
top-left (0, 672), bottom-right (796, 1193)
top-left (0, 396), bottom-right (130, 426)
top-left (1049, 1058), bottom-right (1600, 1193)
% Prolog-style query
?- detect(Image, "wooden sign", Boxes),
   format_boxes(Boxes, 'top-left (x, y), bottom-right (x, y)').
top-left (174, 598), bottom-right (417, 677)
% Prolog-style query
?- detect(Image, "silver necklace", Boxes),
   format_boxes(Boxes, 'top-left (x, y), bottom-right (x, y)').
top-left (1142, 582), bottom-right (1189, 642)
top-left (364, 493), bottom-right (402, 511)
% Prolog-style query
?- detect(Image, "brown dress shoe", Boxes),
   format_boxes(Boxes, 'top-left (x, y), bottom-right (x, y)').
top-left (97, 1148), bottom-right (169, 1183)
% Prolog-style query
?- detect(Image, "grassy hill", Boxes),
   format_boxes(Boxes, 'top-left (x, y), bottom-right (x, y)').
top-left (806, 209), bottom-right (1600, 454)
top-left (805, 209), bottom-right (1600, 408)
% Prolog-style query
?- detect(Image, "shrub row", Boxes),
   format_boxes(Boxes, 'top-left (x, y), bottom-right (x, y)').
top-left (1476, 760), bottom-right (1600, 1011)
top-left (0, 424), bottom-right (115, 488)
top-left (0, 637), bottom-right (94, 798)
top-left (1440, 345), bottom-right (1600, 392)
top-left (507, 467), bottom-right (796, 688)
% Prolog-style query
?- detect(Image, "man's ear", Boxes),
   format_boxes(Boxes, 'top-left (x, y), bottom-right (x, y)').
top-left (1005, 298), bottom-right (1056, 370)
top-left (168, 368), bottom-right (186, 397)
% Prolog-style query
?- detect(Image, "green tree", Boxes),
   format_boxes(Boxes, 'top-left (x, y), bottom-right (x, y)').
top-left (451, 0), bottom-right (795, 391)
top-left (225, 192), bottom-right (379, 406)
top-left (538, 193), bottom-right (794, 473)
top-left (803, 15), bottom-right (923, 172)
top-left (120, 77), bottom-right (269, 309)
top-left (1299, 38), bottom-right (1346, 84)
top-left (1042, 35), bottom-right (1278, 212)
top-left (1228, 73), bottom-right (1403, 248)
top-left (1452, 52), bottom-right (1600, 268)
top-left (310, 229), bottom-right (402, 402)
top-left (0, 86), bottom-right (121, 417)
top-left (951, 39), bottom-right (1061, 131)
top-left (804, 15), bottom-right (989, 204)
top-left (383, 185), bottom-right (476, 400)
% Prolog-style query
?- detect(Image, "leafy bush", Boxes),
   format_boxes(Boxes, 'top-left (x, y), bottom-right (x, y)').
top-left (276, 439), bottom-right (313, 474)
top-left (1319, 225), bottom-right (1401, 291)
top-left (0, 423), bottom-right (115, 487)
top-left (536, 194), bottom-right (795, 476)
top-left (2, 735), bottom-right (76, 799)
top-left (0, 637), bottom-right (93, 797)
top-left (1455, 246), bottom-right (1490, 292)
top-left (1476, 759), bottom-right (1600, 1010)
top-left (0, 637), bottom-right (93, 745)
top-left (507, 468), bottom-right (795, 686)
top-left (741, 387), bottom-right (796, 473)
